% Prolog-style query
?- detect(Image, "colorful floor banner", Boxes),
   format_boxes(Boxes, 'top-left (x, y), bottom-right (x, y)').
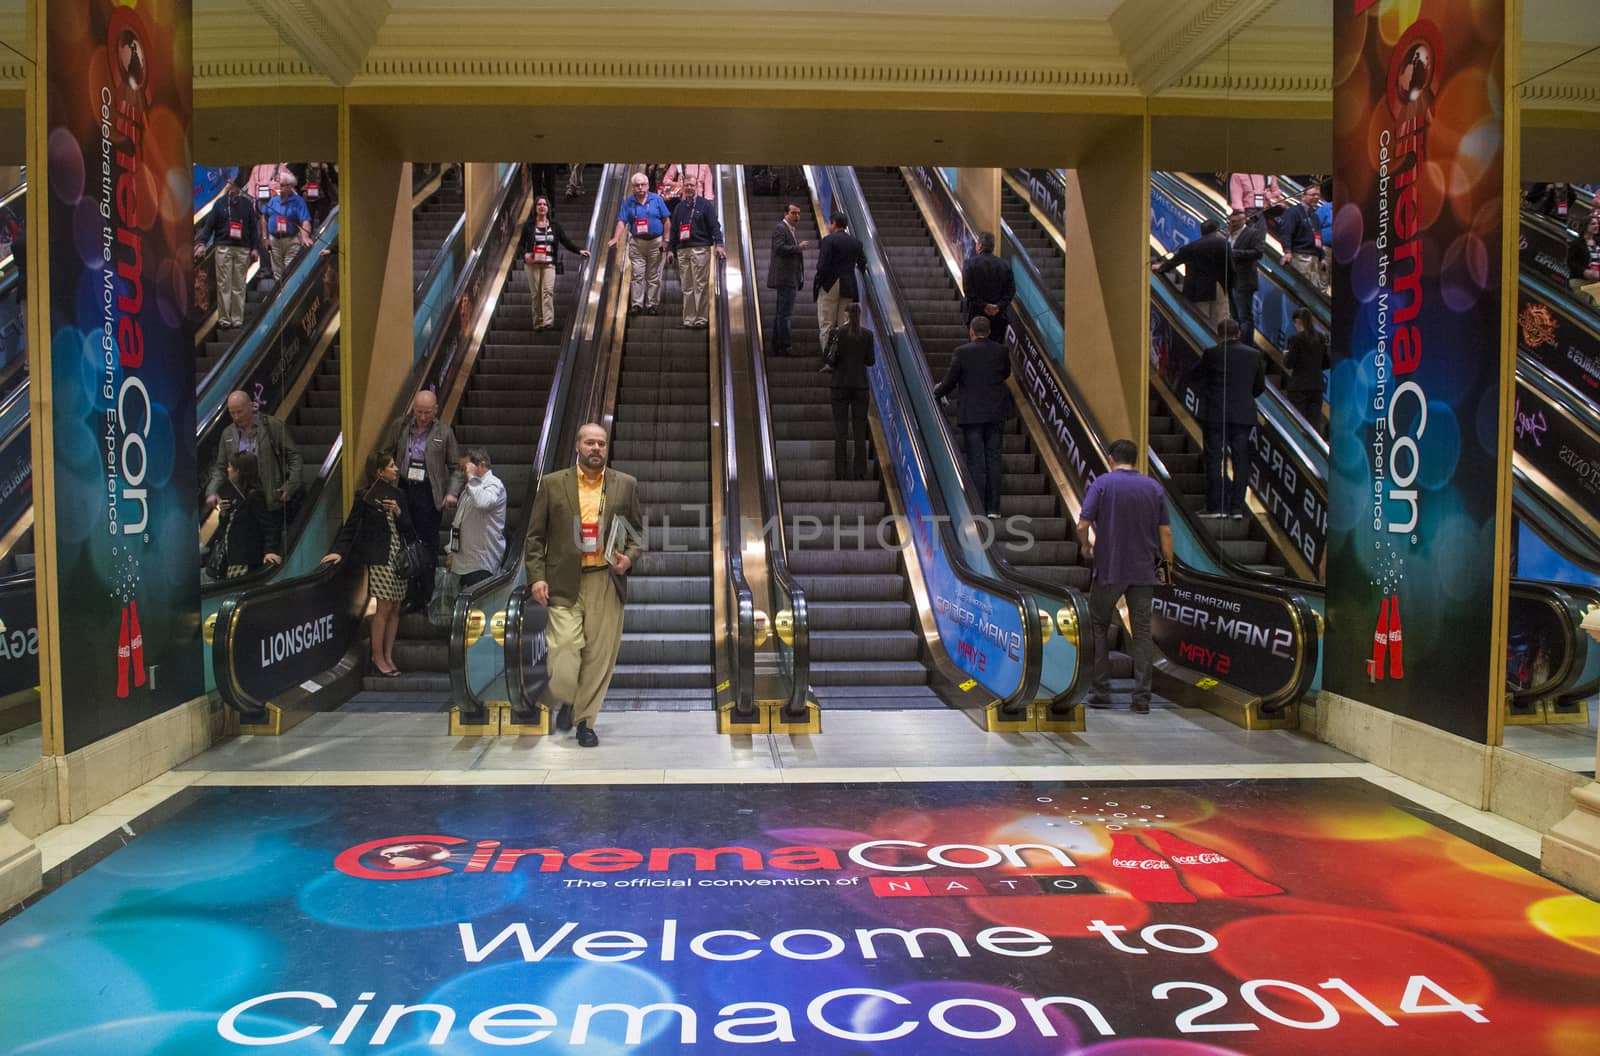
top-left (46, 1), bottom-right (199, 750)
top-left (2, 779), bottom-right (1597, 1053)
top-left (1328, 1), bottom-right (1508, 740)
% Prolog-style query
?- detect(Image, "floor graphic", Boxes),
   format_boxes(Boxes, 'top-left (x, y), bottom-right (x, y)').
top-left (2, 779), bottom-right (1599, 1053)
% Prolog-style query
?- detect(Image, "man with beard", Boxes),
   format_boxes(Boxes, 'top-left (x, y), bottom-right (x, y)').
top-left (525, 423), bottom-right (644, 747)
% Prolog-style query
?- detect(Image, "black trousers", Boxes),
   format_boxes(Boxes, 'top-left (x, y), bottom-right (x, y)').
top-left (962, 421), bottom-right (1005, 515)
top-left (773, 284), bottom-right (797, 354)
top-left (401, 478), bottom-right (445, 556)
top-left (1288, 388), bottom-right (1323, 425)
top-left (831, 388), bottom-right (869, 480)
top-left (1203, 421), bottom-right (1254, 515)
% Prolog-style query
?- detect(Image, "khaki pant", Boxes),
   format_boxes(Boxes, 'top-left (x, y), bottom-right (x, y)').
top-left (628, 236), bottom-right (663, 309)
top-left (1290, 252), bottom-right (1327, 293)
top-left (1198, 288), bottom-right (1230, 333)
top-left (816, 284), bottom-right (852, 354)
top-left (215, 244), bottom-right (251, 326)
top-left (1571, 277), bottom-right (1600, 308)
top-left (528, 262), bottom-right (556, 328)
top-left (678, 246), bottom-right (712, 325)
top-left (269, 236), bottom-right (302, 281)
top-left (545, 569), bottom-right (626, 728)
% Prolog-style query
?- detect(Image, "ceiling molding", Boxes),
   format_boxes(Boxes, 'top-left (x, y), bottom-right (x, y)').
top-left (1111, 0), bottom-right (1280, 95)
top-left (246, 0), bottom-right (391, 85)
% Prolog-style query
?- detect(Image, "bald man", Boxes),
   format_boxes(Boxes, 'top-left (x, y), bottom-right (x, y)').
top-left (525, 423), bottom-right (643, 747)
top-left (204, 390), bottom-right (303, 513)
top-left (379, 390), bottom-right (463, 558)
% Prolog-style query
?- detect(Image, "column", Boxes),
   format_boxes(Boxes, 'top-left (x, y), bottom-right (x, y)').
top-left (337, 104), bottom-right (415, 504)
top-left (953, 168), bottom-right (1000, 245)
top-left (461, 163), bottom-right (500, 247)
top-left (1062, 113), bottom-right (1150, 455)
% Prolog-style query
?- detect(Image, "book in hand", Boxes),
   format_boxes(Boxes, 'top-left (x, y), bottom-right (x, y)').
top-left (604, 516), bottom-right (632, 567)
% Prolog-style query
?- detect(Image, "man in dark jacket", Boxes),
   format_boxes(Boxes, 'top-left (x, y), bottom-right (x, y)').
top-left (1278, 184), bottom-right (1328, 292)
top-left (961, 231), bottom-right (1014, 346)
top-left (1154, 219), bottom-right (1230, 328)
top-left (933, 316), bottom-right (1012, 517)
top-left (199, 178), bottom-right (259, 329)
top-left (767, 203), bottom-right (809, 355)
top-left (1225, 209), bottom-right (1267, 345)
top-left (1187, 318), bottom-right (1265, 518)
top-left (204, 391), bottom-right (303, 514)
top-left (378, 390), bottom-right (463, 556)
top-left (813, 211), bottom-right (867, 354)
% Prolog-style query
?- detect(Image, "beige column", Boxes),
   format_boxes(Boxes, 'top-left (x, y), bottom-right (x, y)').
top-left (338, 104), bottom-right (416, 505)
top-left (1062, 113), bottom-right (1149, 458)
top-left (954, 168), bottom-right (1001, 245)
top-left (461, 163), bottom-right (501, 247)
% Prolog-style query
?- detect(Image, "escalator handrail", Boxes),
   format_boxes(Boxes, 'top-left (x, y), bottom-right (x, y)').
top-left (714, 191), bottom-right (759, 719)
top-left (1507, 579), bottom-right (1586, 705)
top-left (822, 165), bottom-right (1043, 715)
top-left (414, 213), bottom-right (466, 303)
top-left (194, 207), bottom-right (340, 427)
top-left (443, 165), bottom-right (626, 718)
top-left (216, 168), bottom-right (525, 716)
top-left (730, 165), bottom-right (810, 718)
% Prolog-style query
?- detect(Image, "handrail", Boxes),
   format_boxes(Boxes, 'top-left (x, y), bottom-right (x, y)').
top-left (714, 180), bottom-right (759, 721)
top-left (442, 165), bottom-right (626, 723)
top-left (731, 164), bottom-right (810, 719)
top-left (816, 165), bottom-right (1043, 718)
top-left (216, 165), bottom-right (527, 719)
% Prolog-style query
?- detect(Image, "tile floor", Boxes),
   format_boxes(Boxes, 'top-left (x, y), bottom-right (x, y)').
top-left (21, 703), bottom-right (1546, 876)
top-left (1503, 716), bottom-right (1599, 774)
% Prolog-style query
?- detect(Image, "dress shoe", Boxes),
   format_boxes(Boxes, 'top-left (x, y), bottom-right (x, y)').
top-left (1086, 695), bottom-right (1113, 709)
top-left (1131, 700), bottom-right (1151, 715)
top-left (556, 703), bottom-right (573, 731)
top-left (576, 721), bottom-right (599, 747)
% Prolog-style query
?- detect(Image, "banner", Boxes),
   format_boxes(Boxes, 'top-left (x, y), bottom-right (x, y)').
top-left (47, 1), bottom-right (198, 751)
top-left (3, 779), bottom-right (1599, 1052)
top-left (1517, 284), bottom-right (1600, 403)
top-left (1328, 1), bottom-right (1507, 739)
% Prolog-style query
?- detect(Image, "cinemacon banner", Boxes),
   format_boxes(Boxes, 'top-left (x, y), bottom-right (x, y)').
top-left (47, 0), bottom-right (200, 750)
top-left (1327, 0), bottom-right (1508, 740)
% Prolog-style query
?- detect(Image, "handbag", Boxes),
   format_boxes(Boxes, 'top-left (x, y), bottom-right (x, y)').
top-left (205, 512), bottom-right (232, 580)
top-left (394, 536), bottom-right (431, 582)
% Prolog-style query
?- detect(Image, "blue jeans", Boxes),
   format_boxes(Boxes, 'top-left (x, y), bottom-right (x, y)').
top-left (961, 422), bottom-right (1005, 516)
top-left (773, 284), bottom-right (797, 353)
top-left (1090, 580), bottom-right (1153, 704)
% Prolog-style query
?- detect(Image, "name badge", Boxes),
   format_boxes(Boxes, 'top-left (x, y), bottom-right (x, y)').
top-left (533, 245), bottom-right (552, 262)
top-left (306, 182), bottom-right (321, 200)
top-left (1253, 193), bottom-right (1264, 209)
top-left (580, 521), bottom-right (600, 553)
top-left (274, 216), bottom-right (289, 236)
top-left (407, 464), bottom-right (426, 483)
top-left (1312, 229), bottom-right (1323, 250)
top-left (633, 216), bottom-right (650, 236)
top-left (227, 220), bottom-right (244, 240)
top-left (257, 183), bottom-right (270, 201)
top-left (1558, 201), bottom-right (1569, 218)
top-left (678, 222), bottom-right (692, 241)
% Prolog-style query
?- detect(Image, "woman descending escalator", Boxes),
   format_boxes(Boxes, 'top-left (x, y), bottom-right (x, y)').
top-left (322, 449), bottom-right (419, 678)
top-left (206, 452), bottom-right (283, 580)
top-left (517, 195), bottom-right (590, 331)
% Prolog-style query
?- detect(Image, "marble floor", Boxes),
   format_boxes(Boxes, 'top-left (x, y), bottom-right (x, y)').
top-left (1503, 714), bottom-right (1599, 775)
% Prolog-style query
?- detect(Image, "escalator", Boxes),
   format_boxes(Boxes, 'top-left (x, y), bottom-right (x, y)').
top-left (413, 167), bottom-right (464, 285)
top-left (999, 183), bottom-right (1064, 299)
top-left (356, 167), bottom-right (605, 706)
top-left (606, 238), bottom-right (717, 707)
top-left (744, 169), bottom-right (950, 708)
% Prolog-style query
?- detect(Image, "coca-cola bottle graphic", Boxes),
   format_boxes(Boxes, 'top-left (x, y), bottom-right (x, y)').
top-left (1369, 595), bottom-right (1390, 681)
top-left (1146, 829), bottom-right (1283, 897)
top-left (128, 598), bottom-right (146, 688)
top-left (1108, 831), bottom-right (1195, 903)
top-left (1387, 594), bottom-right (1404, 679)
top-left (116, 606), bottom-right (131, 699)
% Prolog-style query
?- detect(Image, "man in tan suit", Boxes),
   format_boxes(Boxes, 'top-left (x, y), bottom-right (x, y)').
top-left (525, 423), bottom-right (643, 746)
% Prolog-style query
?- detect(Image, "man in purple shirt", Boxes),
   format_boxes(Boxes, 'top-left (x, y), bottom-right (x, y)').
top-left (1074, 439), bottom-right (1174, 714)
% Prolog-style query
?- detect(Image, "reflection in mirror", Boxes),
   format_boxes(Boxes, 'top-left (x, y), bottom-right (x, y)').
top-left (0, 0), bottom-right (24, 66)
top-left (1501, 0), bottom-right (1600, 777)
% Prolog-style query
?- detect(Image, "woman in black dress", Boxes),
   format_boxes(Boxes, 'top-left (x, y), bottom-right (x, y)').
top-left (322, 448), bottom-right (413, 676)
top-left (1284, 306), bottom-right (1328, 429)
top-left (213, 451), bottom-right (282, 578)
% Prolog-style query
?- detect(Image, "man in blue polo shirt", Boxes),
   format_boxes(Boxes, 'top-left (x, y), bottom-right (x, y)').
top-left (263, 174), bottom-right (313, 282)
top-left (1074, 439), bottom-right (1174, 714)
top-left (609, 171), bottom-right (673, 315)
top-left (666, 174), bottom-right (724, 329)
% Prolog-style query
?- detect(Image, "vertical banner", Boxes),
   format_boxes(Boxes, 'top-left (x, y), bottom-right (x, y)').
top-left (1328, 1), bottom-right (1507, 740)
top-left (47, 1), bottom-right (198, 751)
